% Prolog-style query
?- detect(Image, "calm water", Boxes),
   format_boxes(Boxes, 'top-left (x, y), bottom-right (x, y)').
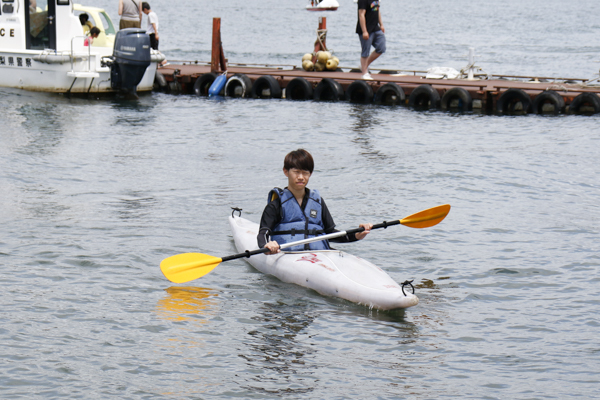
top-left (1, 0), bottom-right (600, 399)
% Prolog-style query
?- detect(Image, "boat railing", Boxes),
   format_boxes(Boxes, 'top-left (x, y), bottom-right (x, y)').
top-left (70, 36), bottom-right (93, 74)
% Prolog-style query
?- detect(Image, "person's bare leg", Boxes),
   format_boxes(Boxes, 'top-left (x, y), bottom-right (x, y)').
top-left (361, 57), bottom-right (369, 74)
top-left (364, 51), bottom-right (381, 73)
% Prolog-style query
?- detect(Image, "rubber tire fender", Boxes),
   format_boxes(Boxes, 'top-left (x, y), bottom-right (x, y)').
top-left (285, 77), bottom-right (313, 101)
top-left (153, 70), bottom-right (168, 92)
top-left (345, 80), bottom-right (374, 104)
top-left (313, 78), bottom-right (344, 101)
top-left (374, 83), bottom-right (405, 106)
top-left (496, 88), bottom-right (532, 115)
top-left (441, 87), bottom-right (473, 111)
top-left (531, 90), bottom-right (565, 115)
top-left (194, 73), bottom-right (217, 96)
top-left (251, 75), bottom-right (282, 99)
top-left (408, 84), bottom-right (441, 110)
top-left (568, 92), bottom-right (600, 115)
top-left (224, 74), bottom-right (252, 98)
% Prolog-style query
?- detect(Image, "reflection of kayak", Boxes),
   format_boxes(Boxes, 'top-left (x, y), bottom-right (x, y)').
top-left (306, 0), bottom-right (339, 11)
top-left (229, 215), bottom-right (419, 310)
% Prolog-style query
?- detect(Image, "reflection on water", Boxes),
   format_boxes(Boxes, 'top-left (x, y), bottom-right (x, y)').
top-left (155, 286), bottom-right (218, 322)
top-left (106, 191), bottom-right (157, 220)
top-left (16, 104), bottom-right (65, 156)
top-left (349, 105), bottom-right (388, 161)
top-left (110, 98), bottom-right (157, 127)
top-left (241, 301), bottom-right (317, 396)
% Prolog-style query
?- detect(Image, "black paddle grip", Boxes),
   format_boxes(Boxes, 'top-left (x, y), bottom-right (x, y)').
top-left (222, 247), bottom-right (269, 262)
top-left (345, 219), bottom-right (401, 235)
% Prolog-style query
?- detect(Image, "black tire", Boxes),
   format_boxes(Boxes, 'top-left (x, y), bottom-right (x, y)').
top-left (345, 80), bottom-right (374, 104)
top-left (532, 90), bottom-right (565, 115)
top-left (313, 78), bottom-right (344, 101)
top-left (285, 77), bottom-right (313, 100)
top-left (568, 92), bottom-right (600, 115)
top-left (374, 83), bottom-right (405, 106)
top-left (193, 73), bottom-right (217, 96)
top-left (496, 88), bottom-right (531, 115)
top-left (378, 70), bottom-right (399, 75)
top-left (251, 75), bottom-right (282, 99)
top-left (153, 70), bottom-right (168, 92)
top-left (224, 74), bottom-right (252, 98)
top-left (441, 87), bottom-right (473, 111)
top-left (408, 84), bottom-right (441, 110)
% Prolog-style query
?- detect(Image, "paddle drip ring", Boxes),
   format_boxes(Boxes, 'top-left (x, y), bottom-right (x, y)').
top-left (231, 207), bottom-right (242, 217)
top-left (401, 280), bottom-right (415, 296)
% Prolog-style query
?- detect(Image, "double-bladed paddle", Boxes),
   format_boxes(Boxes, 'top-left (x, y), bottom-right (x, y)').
top-left (160, 204), bottom-right (451, 284)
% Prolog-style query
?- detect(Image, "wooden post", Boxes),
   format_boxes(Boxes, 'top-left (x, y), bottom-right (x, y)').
top-left (211, 18), bottom-right (227, 72)
top-left (312, 17), bottom-right (327, 63)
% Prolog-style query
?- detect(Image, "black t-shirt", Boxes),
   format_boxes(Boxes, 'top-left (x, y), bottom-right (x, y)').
top-left (257, 188), bottom-right (358, 249)
top-left (356, 0), bottom-right (382, 35)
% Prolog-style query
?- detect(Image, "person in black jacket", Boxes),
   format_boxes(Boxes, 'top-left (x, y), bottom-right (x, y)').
top-left (258, 149), bottom-right (372, 254)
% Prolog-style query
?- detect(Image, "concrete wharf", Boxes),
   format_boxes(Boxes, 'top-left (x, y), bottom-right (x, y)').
top-left (154, 18), bottom-right (600, 115)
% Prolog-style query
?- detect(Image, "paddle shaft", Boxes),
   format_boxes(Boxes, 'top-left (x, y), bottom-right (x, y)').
top-left (221, 220), bottom-right (401, 263)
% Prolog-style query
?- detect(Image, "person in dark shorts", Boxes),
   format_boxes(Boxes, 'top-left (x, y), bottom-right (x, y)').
top-left (142, 2), bottom-right (159, 50)
top-left (356, 0), bottom-right (386, 80)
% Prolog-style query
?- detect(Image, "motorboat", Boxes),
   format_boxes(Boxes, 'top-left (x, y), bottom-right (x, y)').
top-left (0, 0), bottom-right (164, 96)
top-left (306, 0), bottom-right (339, 12)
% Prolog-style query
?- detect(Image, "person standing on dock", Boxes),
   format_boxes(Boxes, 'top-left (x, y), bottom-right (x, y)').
top-left (356, 0), bottom-right (386, 80)
top-left (142, 2), bottom-right (167, 66)
top-left (118, 0), bottom-right (142, 29)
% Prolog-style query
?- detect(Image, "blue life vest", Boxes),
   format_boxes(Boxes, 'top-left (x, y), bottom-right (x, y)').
top-left (268, 187), bottom-right (330, 251)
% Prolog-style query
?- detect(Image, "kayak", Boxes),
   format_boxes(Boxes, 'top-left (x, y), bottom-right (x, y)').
top-left (229, 215), bottom-right (419, 310)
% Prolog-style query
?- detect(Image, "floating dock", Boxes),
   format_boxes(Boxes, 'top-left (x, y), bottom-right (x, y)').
top-left (155, 18), bottom-right (600, 115)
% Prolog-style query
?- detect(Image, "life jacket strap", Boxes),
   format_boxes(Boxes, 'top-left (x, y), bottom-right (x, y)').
top-left (272, 229), bottom-right (325, 236)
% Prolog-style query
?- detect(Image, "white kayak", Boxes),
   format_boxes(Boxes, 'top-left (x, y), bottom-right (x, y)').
top-left (229, 215), bottom-right (419, 310)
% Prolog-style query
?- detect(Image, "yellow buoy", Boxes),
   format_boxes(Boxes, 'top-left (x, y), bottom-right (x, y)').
top-left (317, 51), bottom-right (331, 64)
top-left (302, 53), bottom-right (312, 62)
top-left (332, 56), bottom-right (340, 64)
top-left (326, 58), bottom-right (339, 70)
top-left (314, 61), bottom-right (325, 72)
top-left (302, 60), bottom-right (314, 71)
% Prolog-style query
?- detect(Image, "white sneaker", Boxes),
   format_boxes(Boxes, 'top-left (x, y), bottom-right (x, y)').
top-left (362, 73), bottom-right (373, 80)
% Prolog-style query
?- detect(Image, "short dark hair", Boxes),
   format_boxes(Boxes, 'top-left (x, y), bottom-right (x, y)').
top-left (284, 149), bottom-right (314, 173)
top-left (142, 2), bottom-right (151, 10)
top-left (89, 27), bottom-right (101, 36)
top-left (79, 13), bottom-right (88, 24)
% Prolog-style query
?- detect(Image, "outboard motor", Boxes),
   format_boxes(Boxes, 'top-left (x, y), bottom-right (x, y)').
top-left (110, 28), bottom-right (151, 99)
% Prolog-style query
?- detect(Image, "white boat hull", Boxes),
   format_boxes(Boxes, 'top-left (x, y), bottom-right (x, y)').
top-left (229, 215), bottom-right (419, 310)
top-left (0, 49), bottom-right (158, 93)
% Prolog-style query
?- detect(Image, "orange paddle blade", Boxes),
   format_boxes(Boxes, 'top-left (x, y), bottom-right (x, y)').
top-left (160, 253), bottom-right (222, 284)
top-left (400, 204), bottom-right (451, 228)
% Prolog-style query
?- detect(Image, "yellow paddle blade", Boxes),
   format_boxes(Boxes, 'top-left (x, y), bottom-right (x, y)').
top-left (160, 252), bottom-right (222, 284)
top-left (400, 204), bottom-right (451, 228)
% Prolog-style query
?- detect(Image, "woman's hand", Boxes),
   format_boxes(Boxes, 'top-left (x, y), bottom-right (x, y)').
top-left (264, 240), bottom-right (280, 255)
top-left (354, 223), bottom-right (373, 240)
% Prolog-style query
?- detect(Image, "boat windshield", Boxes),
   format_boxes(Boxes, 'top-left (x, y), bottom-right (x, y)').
top-left (99, 12), bottom-right (116, 35)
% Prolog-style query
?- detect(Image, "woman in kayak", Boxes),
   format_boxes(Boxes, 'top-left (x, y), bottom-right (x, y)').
top-left (258, 149), bottom-right (372, 254)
